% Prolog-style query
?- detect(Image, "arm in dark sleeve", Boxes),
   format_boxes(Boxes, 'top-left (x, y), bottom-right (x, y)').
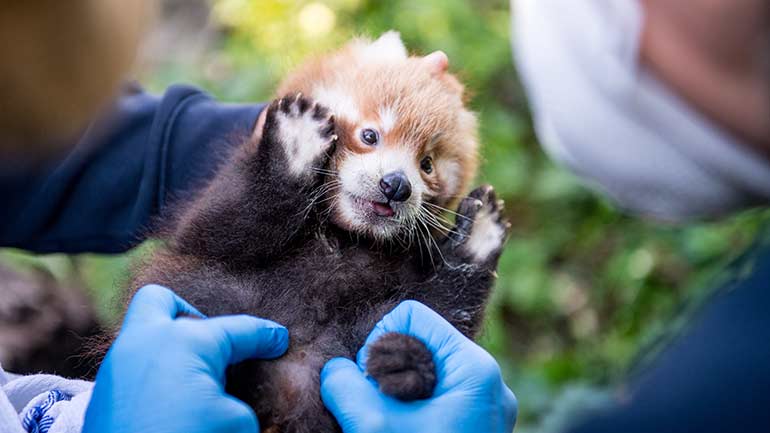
top-left (0, 84), bottom-right (265, 254)
top-left (567, 240), bottom-right (770, 433)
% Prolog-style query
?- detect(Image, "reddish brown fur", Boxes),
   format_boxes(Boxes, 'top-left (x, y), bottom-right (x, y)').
top-left (274, 36), bottom-right (479, 210)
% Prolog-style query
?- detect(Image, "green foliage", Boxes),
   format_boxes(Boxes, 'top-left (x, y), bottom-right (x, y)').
top-left (3, 0), bottom-right (768, 429)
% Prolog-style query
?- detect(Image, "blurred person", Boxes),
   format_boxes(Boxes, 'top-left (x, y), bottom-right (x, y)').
top-left (0, 2), bottom-right (515, 433)
top-left (515, 0), bottom-right (770, 220)
top-left (0, 1), bottom-right (149, 159)
top-left (514, 0), bottom-right (770, 432)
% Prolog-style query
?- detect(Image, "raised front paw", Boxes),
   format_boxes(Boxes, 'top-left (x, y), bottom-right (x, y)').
top-left (261, 93), bottom-right (337, 183)
top-left (445, 185), bottom-right (510, 266)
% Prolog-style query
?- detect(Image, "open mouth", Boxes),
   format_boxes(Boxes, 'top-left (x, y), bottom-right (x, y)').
top-left (351, 196), bottom-right (396, 218)
top-left (340, 193), bottom-right (409, 238)
top-left (371, 201), bottom-right (395, 217)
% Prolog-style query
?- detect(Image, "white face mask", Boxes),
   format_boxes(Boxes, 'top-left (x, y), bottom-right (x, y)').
top-left (511, 0), bottom-right (770, 222)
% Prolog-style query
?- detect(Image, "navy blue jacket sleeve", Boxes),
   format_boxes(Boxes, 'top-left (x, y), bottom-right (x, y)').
top-left (0, 84), bottom-right (265, 254)
top-left (567, 239), bottom-right (770, 433)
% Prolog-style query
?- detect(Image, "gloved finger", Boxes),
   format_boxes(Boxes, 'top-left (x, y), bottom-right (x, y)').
top-left (203, 315), bottom-right (289, 369)
top-left (123, 284), bottom-right (204, 326)
top-left (501, 384), bottom-right (519, 431)
top-left (213, 396), bottom-right (260, 433)
top-left (321, 358), bottom-right (386, 433)
top-left (356, 300), bottom-right (466, 370)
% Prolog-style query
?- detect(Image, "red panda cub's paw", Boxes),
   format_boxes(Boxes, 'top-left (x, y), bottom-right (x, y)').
top-left (447, 185), bottom-right (511, 266)
top-left (262, 93), bottom-right (337, 184)
top-left (365, 332), bottom-right (437, 401)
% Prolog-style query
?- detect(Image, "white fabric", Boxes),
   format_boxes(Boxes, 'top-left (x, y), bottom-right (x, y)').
top-left (512, 0), bottom-right (770, 221)
top-left (0, 364), bottom-right (92, 433)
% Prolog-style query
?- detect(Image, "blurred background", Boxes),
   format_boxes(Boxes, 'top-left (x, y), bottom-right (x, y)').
top-left (1, 0), bottom-right (768, 431)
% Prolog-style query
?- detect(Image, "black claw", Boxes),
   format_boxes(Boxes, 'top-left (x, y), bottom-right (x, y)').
top-left (312, 104), bottom-right (327, 120)
top-left (326, 139), bottom-right (337, 158)
top-left (485, 188), bottom-right (497, 208)
top-left (468, 184), bottom-right (490, 201)
top-left (297, 96), bottom-right (311, 114)
top-left (447, 197), bottom-right (479, 244)
top-left (265, 99), bottom-right (279, 124)
top-left (447, 185), bottom-right (498, 246)
top-left (437, 184), bottom-right (511, 266)
top-left (280, 97), bottom-right (292, 114)
top-left (320, 117), bottom-right (336, 138)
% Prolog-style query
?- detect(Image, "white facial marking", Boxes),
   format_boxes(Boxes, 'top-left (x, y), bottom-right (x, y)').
top-left (275, 102), bottom-right (333, 178)
top-left (337, 146), bottom-right (426, 238)
top-left (313, 86), bottom-right (360, 122)
top-left (465, 205), bottom-right (505, 262)
top-left (359, 31), bottom-right (407, 64)
top-left (379, 106), bottom-right (398, 134)
top-left (435, 159), bottom-right (461, 196)
top-left (338, 147), bottom-right (424, 203)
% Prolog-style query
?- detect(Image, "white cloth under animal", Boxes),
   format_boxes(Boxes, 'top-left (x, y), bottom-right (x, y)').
top-left (0, 365), bottom-right (91, 433)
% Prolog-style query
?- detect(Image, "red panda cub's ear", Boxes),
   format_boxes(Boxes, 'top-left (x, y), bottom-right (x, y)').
top-left (423, 51), bottom-right (449, 76)
top-left (358, 31), bottom-right (408, 64)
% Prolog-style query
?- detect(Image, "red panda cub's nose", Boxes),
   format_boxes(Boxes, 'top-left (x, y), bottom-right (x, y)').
top-left (379, 171), bottom-right (412, 202)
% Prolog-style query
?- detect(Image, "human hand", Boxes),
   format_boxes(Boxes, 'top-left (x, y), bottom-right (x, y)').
top-left (320, 301), bottom-right (517, 433)
top-left (83, 284), bottom-right (289, 433)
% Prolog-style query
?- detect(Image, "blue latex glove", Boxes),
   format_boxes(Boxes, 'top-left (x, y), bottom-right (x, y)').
top-left (320, 300), bottom-right (517, 433)
top-left (83, 285), bottom-right (289, 433)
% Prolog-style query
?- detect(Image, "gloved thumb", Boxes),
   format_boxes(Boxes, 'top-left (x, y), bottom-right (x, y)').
top-left (201, 315), bottom-right (289, 371)
top-left (320, 358), bottom-right (386, 433)
top-left (124, 284), bottom-right (204, 326)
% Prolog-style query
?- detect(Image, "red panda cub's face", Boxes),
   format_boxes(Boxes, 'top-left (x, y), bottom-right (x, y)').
top-left (276, 32), bottom-right (479, 241)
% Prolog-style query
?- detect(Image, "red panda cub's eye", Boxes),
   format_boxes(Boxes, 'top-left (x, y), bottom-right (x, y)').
top-left (420, 156), bottom-right (434, 174)
top-left (360, 128), bottom-right (379, 146)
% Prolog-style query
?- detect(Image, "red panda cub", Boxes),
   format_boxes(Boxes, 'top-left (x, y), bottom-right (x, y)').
top-left (130, 32), bottom-right (509, 433)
